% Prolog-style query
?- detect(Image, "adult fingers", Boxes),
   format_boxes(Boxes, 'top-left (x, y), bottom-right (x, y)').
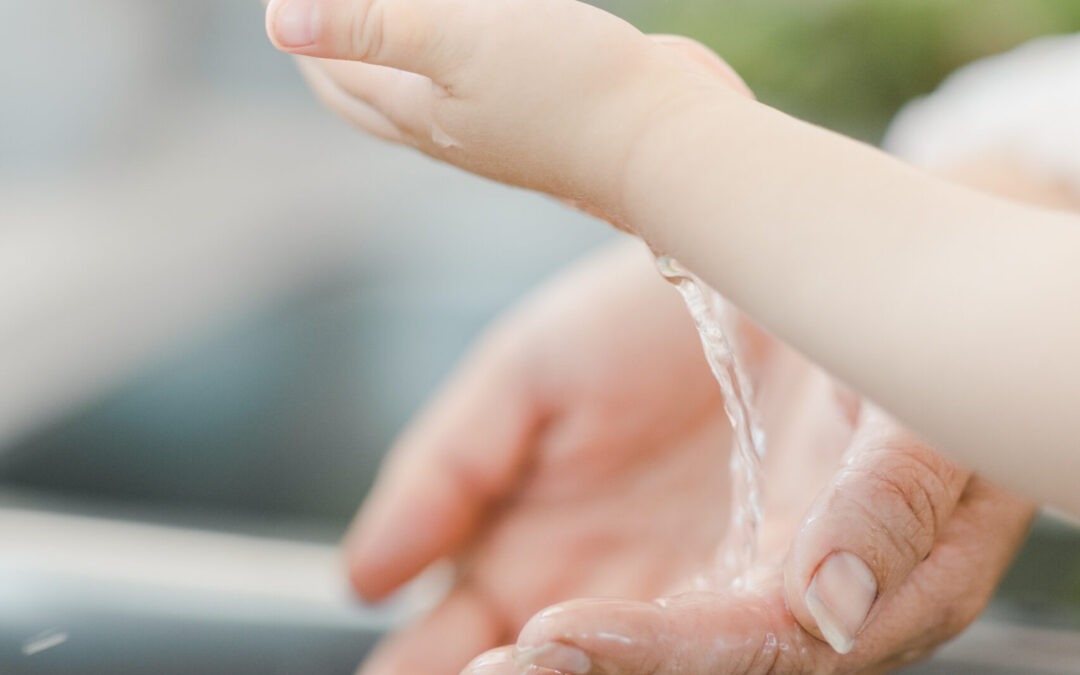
top-left (508, 593), bottom-right (837, 675)
top-left (360, 586), bottom-right (503, 675)
top-left (783, 407), bottom-right (970, 654)
top-left (344, 330), bottom-right (541, 601)
top-left (841, 475), bottom-right (1035, 670)
top-left (459, 647), bottom-right (518, 675)
top-left (495, 479), bottom-right (1034, 675)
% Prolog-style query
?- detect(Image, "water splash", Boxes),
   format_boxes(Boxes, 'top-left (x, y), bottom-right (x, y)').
top-left (656, 255), bottom-right (766, 580)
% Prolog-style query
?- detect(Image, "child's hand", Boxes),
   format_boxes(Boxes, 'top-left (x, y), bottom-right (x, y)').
top-left (264, 0), bottom-right (746, 223)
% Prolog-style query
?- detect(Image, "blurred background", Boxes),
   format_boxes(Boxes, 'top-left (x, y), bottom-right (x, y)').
top-left (2, 1), bottom-right (1080, 673)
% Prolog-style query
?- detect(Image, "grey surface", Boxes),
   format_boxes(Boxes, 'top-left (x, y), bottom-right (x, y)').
top-left (0, 4), bottom-right (603, 672)
top-left (902, 619), bottom-right (1080, 674)
top-left (1, 560), bottom-right (1077, 675)
top-left (0, 1), bottom-right (612, 524)
top-left (1, 571), bottom-right (383, 675)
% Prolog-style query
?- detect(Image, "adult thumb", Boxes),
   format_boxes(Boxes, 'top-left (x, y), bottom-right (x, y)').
top-left (783, 407), bottom-right (970, 654)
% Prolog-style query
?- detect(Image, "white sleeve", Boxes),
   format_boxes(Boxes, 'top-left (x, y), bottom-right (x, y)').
top-left (884, 32), bottom-right (1080, 194)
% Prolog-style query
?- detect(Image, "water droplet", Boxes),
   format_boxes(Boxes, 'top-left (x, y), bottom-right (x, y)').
top-left (431, 123), bottom-right (459, 149)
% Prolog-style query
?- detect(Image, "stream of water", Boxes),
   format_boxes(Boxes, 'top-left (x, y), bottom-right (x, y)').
top-left (656, 255), bottom-right (766, 581)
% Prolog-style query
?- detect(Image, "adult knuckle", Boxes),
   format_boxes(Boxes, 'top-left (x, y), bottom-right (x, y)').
top-left (856, 459), bottom-right (940, 560)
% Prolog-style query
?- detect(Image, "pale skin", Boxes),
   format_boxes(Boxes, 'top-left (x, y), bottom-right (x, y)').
top-left (261, 0), bottom-right (1080, 518)
top-left (300, 43), bottom-right (1045, 675)
top-left (258, 0), bottom-right (1074, 671)
top-left (337, 153), bottom-right (1058, 675)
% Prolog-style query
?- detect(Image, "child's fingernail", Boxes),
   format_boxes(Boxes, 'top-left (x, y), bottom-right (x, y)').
top-left (272, 0), bottom-right (320, 48)
top-left (514, 643), bottom-right (591, 675)
top-left (805, 551), bottom-right (877, 654)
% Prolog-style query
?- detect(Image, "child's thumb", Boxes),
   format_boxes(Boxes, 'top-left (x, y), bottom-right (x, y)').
top-left (265, 0), bottom-right (462, 82)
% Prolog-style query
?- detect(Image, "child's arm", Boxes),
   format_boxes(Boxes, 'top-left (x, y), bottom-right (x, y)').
top-left (265, 0), bottom-right (1080, 513)
top-left (623, 97), bottom-right (1080, 514)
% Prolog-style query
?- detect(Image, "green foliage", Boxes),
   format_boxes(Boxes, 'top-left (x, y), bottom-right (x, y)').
top-left (606, 0), bottom-right (1080, 141)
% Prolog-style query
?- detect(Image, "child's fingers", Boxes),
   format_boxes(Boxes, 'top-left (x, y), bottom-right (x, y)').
top-left (295, 58), bottom-right (403, 141)
top-left (649, 35), bottom-right (754, 100)
top-left (266, 0), bottom-right (470, 82)
top-left (305, 32), bottom-right (752, 154)
top-left (313, 58), bottom-right (440, 142)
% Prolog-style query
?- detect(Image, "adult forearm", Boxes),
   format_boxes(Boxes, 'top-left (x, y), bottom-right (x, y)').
top-left (621, 95), bottom-right (1080, 513)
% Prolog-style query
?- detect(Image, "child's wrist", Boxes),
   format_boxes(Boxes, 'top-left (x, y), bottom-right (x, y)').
top-left (612, 84), bottom-right (754, 241)
top-left (551, 54), bottom-right (737, 231)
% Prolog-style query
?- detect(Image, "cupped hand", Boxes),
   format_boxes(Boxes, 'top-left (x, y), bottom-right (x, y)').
top-left (344, 238), bottom-right (1034, 675)
top-left (345, 241), bottom-right (747, 673)
top-left (496, 404), bottom-right (1034, 675)
top-left (264, 0), bottom-right (748, 222)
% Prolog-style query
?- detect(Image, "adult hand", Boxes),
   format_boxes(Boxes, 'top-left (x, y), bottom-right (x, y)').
top-left (345, 240), bottom-right (745, 673)
top-left (498, 405), bottom-right (1034, 675)
top-left (344, 239), bottom-right (1034, 675)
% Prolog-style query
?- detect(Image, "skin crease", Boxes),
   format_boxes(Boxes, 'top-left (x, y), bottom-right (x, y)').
top-left (264, 0), bottom-right (1080, 515)
top-left (258, 4), bottom-right (1072, 672)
